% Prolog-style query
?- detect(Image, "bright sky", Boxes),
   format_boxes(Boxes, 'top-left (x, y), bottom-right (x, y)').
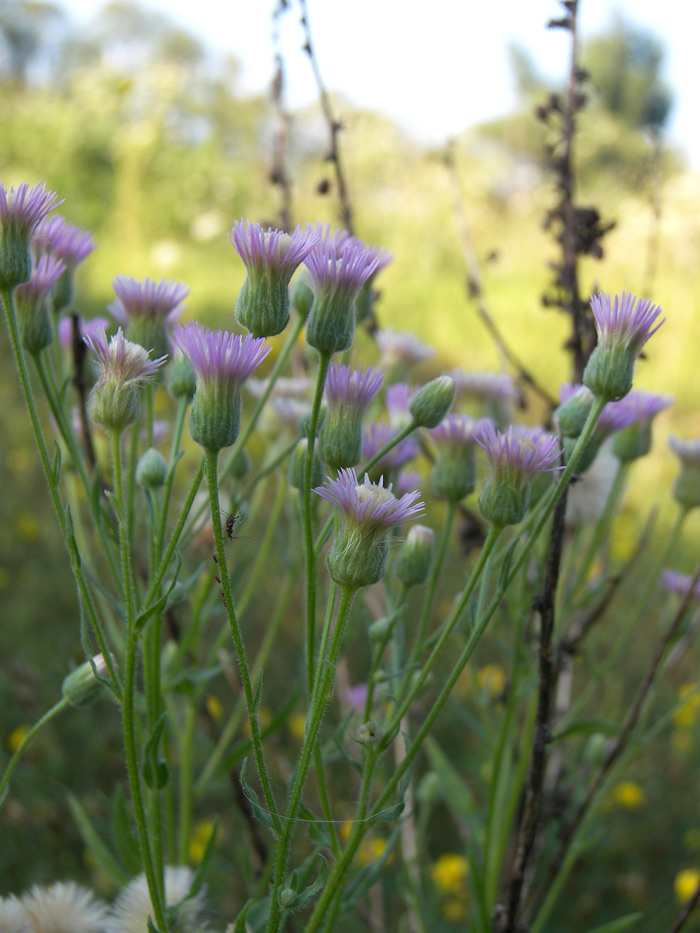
top-left (63, 0), bottom-right (700, 165)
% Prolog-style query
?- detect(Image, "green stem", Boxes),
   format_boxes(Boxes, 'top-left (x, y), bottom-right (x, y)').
top-left (0, 288), bottom-right (120, 695)
top-left (156, 395), bottom-right (189, 558)
top-left (219, 315), bottom-right (305, 482)
top-left (266, 585), bottom-right (357, 933)
top-left (303, 350), bottom-right (332, 695)
top-left (0, 698), bottom-right (69, 804)
top-left (177, 701), bottom-right (196, 864)
top-left (203, 448), bottom-right (280, 834)
top-left (408, 501), bottom-right (456, 667)
top-left (111, 429), bottom-right (166, 927)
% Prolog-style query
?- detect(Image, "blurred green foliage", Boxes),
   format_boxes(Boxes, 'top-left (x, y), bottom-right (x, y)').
top-left (1, 1), bottom-right (700, 925)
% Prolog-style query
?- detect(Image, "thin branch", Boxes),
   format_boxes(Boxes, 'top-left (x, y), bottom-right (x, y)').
top-left (270, 0), bottom-right (294, 230)
top-left (496, 485), bottom-right (570, 933)
top-left (298, 0), bottom-right (354, 234)
top-left (71, 312), bottom-right (96, 470)
top-left (526, 561), bottom-right (700, 922)
top-left (443, 142), bottom-right (556, 411)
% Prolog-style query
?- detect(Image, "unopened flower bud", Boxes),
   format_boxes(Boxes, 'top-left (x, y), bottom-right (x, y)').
top-left (290, 271), bottom-right (315, 320)
top-left (554, 384), bottom-right (594, 437)
top-left (394, 524), bottom-right (434, 587)
top-left (584, 733), bottom-right (609, 767)
top-left (369, 616), bottom-right (392, 641)
top-left (136, 447), bottom-right (168, 488)
top-left (279, 889), bottom-right (296, 908)
top-left (230, 448), bottom-right (251, 480)
top-left (357, 720), bottom-right (383, 747)
top-left (409, 375), bottom-right (455, 429)
top-left (669, 438), bottom-right (700, 513)
top-left (167, 352), bottom-right (197, 402)
top-left (62, 654), bottom-right (110, 707)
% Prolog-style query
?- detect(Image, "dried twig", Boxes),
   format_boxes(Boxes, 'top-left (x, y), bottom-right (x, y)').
top-left (71, 312), bottom-right (96, 470)
top-left (495, 485), bottom-right (570, 933)
top-left (526, 561), bottom-right (700, 923)
top-left (298, 0), bottom-right (353, 234)
top-left (270, 0), bottom-right (294, 230)
top-left (539, 1), bottom-right (615, 382)
top-left (443, 142), bottom-right (556, 411)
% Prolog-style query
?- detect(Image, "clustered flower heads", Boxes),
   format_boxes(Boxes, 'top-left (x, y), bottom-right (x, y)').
top-left (583, 291), bottom-right (665, 401)
top-left (611, 390), bottom-right (673, 462)
top-left (376, 326), bottom-right (434, 371)
top-left (173, 321), bottom-right (271, 451)
top-left (33, 214), bottom-right (96, 311)
top-left (109, 275), bottom-right (189, 361)
top-left (475, 422), bottom-right (562, 526)
top-left (0, 882), bottom-right (108, 933)
top-left (230, 220), bottom-right (318, 337)
top-left (319, 362), bottom-right (384, 470)
top-left (85, 327), bottom-right (166, 431)
top-left (0, 181), bottom-right (62, 288)
top-left (314, 467), bottom-right (424, 587)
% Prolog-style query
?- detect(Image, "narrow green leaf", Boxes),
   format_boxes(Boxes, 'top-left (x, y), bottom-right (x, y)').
top-left (553, 718), bottom-right (619, 741)
top-left (239, 759), bottom-right (276, 830)
top-left (583, 913), bottom-right (643, 933)
top-left (111, 783), bottom-right (141, 874)
top-left (143, 713), bottom-right (169, 790)
top-left (67, 794), bottom-right (130, 885)
top-left (232, 901), bottom-right (252, 933)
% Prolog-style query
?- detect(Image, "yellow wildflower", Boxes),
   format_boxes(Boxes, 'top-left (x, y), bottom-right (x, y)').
top-left (14, 513), bottom-right (40, 542)
top-left (612, 781), bottom-right (645, 810)
top-left (673, 685), bottom-right (700, 728)
top-left (358, 837), bottom-right (391, 867)
top-left (442, 896), bottom-right (470, 922)
top-left (675, 868), bottom-right (700, 903)
top-left (287, 713), bottom-right (306, 741)
top-left (189, 819), bottom-right (216, 864)
top-left (431, 853), bottom-right (469, 894)
top-left (205, 695), bottom-right (223, 723)
top-left (7, 724), bottom-right (30, 753)
top-left (477, 664), bottom-right (506, 697)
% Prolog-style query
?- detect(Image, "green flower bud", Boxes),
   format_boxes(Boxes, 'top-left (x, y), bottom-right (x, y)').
top-left (431, 450), bottom-right (476, 503)
top-left (583, 345), bottom-right (635, 403)
top-left (136, 447), bottom-right (168, 488)
top-left (356, 720), bottom-right (383, 747)
top-left (235, 268), bottom-right (291, 338)
top-left (230, 447), bottom-right (252, 480)
top-left (318, 412), bottom-right (362, 470)
top-left (554, 385), bottom-right (594, 437)
top-left (290, 272), bottom-right (315, 320)
top-left (189, 385), bottom-right (241, 452)
top-left (409, 375), bottom-right (455, 429)
top-left (394, 524), bottom-right (435, 587)
top-left (479, 477), bottom-right (530, 527)
top-left (612, 420), bottom-right (653, 462)
top-left (563, 434), bottom-right (602, 474)
top-left (327, 524), bottom-right (388, 588)
top-left (62, 654), bottom-right (110, 707)
top-left (167, 352), bottom-right (197, 402)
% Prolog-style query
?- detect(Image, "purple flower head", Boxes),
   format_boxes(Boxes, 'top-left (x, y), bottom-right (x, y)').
top-left (173, 322), bottom-right (270, 390)
top-left (476, 422), bottom-right (562, 526)
top-left (230, 221), bottom-right (319, 337)
top-left (376, 327), bottom-right (434, 371)
top-left (33, 215), bottom-right (96, 269)
top-left (314, 468), bottom-right (424, 531)
top-left (85, 327), bottom-right (166, 387)
top-left (84, 327), bottom-right (165, 430)
top-left (618, 390), bottom-right (673, 422)
top-left (15, 255), bottom-right (66, 354)
top-left (363, 421), bottom-right (419, 471)
top-left (386, 382), bottom-right (413, 426)
top-left (660, 569), bottom-right (700, 601)
top-left (0, 181), bottom-right (62, 288)
top-left (345, 683), bottom-right (373, 711)
top-left (396, 468), bottom-right (423, 496)
top-left (325, 363), bottom-right (384, 412)
top-left (0, 182), bottom-right (62, 239)
top-left (476, 423), bottom-right (562, 483)
top-left (595, 399), bottom-right (641, 437)
top-left (246, 375), bottom-right (311, 401)
top-left (173, 322), bottom-right (271, 450)
top-left (590, 292), bottom-right (665, 354)
top-left (320, 364), bottom-right (384, 469)
top-left (584, 292), bottom-right (665, 401)
top-left (109, 275), bottom-right (188, 362)
top-left (16, 254), bottom-right (66, 304)
top-left (610, 390), bottom-right (673, 462)
top-left (430, 414), bottom-right (494, 450)
top-left (303, 239), bottom-right (380, 353)
top-left (230, 220), bottom-right (318, 275)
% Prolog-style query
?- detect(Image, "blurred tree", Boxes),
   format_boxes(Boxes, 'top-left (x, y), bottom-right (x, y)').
top-left (0, 0), bottom-right (65, 83)
top-left (584, 14), bottom-right (673, 132)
